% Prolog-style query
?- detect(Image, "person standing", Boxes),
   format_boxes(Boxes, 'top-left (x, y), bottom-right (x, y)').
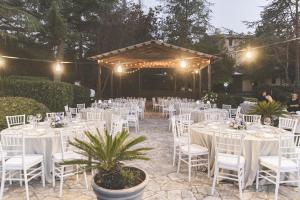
top-left (287, 93), bottom-right (300, 113)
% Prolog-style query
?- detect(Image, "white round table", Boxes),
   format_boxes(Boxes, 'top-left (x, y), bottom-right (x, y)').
top-left (0, 120), bottom-right (100, 182)
top-left (80, 108), bottom-right (114, 130)
top-left (191, 108), bottom-right (229, 123)
top-left (190, 121), bottom-right (289, 187)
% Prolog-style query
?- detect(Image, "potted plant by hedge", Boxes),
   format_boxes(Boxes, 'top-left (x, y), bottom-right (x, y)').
top-left (249, 101), bottom-right (287, 125)
top-left (64, 130), bottom-right (152, 200)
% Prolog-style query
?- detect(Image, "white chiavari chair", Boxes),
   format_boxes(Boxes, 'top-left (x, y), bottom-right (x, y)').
top-left (278, 117), bottom-right (298, 134)
top-left (127, 106), bottom-right (139, 134)
top-left (46, 112), bottom-right (65, 121)
top-left (242, 114), bottom-right (261, 124)
top-left (229, 106), bottom-right (241, 119)
top-left (152, 97), bottom-right (159, 111)
top-left (110, 114), bottom-right (123, 135)
top-left (222, 104), bottom-right (232, 111)
top-left (212, 131), bottom-right (245, 200)
top-left (118, 108), bottom-right (130, 132)
top-left (64, 105), bottom-right (69, 112)
top-left (77, 103), bottom-right (85, 112)
top-left (0, 132), bottom-right (45, 200)
top-left (86, 111), bottom-right (102, 121)
top-left (6, 115), bottom-right (25, 128)
top-left (52, 130), bottom-right (88, 197)
top-left (256, 133), bottom-right (300, 200)
top-left (69, 107), bottom-right (78, 116)
top-left (176, 120), bottom-right (210, 182)
top-left (204, 112), bottom-right (226, 122)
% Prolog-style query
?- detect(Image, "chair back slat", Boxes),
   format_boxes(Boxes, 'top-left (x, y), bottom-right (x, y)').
top-left (242, 114), bottom-right (261, 124)
top-left (278, 117), bottom-right (298, 134)
top-left (279, 134), bottom-right (300, 167)
top-left (6, 115), bottom-right (26, 128)
top-left (214, 131), bottom-right (245, 168)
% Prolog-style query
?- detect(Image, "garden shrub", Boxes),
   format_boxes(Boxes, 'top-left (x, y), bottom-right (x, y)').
top-left (0, 97), bottom-right (50, 130)
top-left (0, 76), bottom-right (90, 111)
top-left (73, 85), bottom-right (91, 107)
top-left (202, 92), bottom-right (245, 108)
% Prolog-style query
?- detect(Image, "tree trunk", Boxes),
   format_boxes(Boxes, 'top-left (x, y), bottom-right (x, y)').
top-left (295, 0), bottom-right (299, 87)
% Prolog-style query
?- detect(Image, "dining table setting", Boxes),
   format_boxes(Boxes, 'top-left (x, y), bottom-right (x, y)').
top-left (0, 115), bottom-right (103, 182)
top-left (190, 119), bottom-right (291, 187)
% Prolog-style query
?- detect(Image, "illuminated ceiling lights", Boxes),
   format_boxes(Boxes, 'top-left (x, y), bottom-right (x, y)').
top-left (180, 60), bottom-right (188, 69)
top-left (116, 63), bottom-right (123, 73)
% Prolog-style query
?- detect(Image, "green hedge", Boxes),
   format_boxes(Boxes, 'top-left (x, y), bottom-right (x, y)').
top-left (0, 77), bottom-right (90, 111)
top-left (0, 97), bottom-right (50, 130)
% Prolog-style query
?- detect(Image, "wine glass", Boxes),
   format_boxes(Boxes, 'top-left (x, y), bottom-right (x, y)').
top-left (36, 113), bottom-right (42, 122)
top-left (263, 117), bottom-right (272, 126)
top-left (27, 115), bottom-right (34, 124)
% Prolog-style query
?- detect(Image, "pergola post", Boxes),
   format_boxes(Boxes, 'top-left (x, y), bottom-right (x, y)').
top-left (97, 64), bottom-right (102, 99)
top-left (174, 71), bottom-right (177, 96)
top-left (138, 68), bottom-right (141, 97)
top-left (110, 69), bottom-right (114, 98)
top-left (207, 62), bottom-right (212, 91)
top-left (198, 68), bottom-right (202, 98)
top-left (119, 74), bottom-right (122, 97)
top-left (192, 73), bottom-right (196, 99)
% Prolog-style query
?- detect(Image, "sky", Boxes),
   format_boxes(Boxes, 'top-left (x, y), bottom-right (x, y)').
top-left (142, 0), bottom-right (268, 33)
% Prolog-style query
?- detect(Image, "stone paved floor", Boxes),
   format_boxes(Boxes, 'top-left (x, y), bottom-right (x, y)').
top-left (2, 112), bottom-right (299, 200)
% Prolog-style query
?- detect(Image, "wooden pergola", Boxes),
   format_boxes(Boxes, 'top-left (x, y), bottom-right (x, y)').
top-left (89, 40), bottom-right (217, 98)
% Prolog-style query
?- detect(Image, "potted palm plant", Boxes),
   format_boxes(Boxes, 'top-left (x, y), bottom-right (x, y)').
top-left (64, 130), bottom-right (152, 200)
top-left (249, 101), bottom-right (288, 125)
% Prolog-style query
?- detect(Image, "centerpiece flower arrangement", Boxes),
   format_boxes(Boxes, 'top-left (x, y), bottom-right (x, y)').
top-left (249, 101), bottom-right (287, 126)
top-left (201, 92), bottom-right (218, 104)
top-left (50, 114), bottom-right (65, 128)
top-left (229, 118), bottom-right (247, 130)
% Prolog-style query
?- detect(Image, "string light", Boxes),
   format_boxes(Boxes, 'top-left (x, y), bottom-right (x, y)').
top-left (116, 63), bottom-right (123, 73)
top-left (54, 61), bottom-right (62, 73)
top-left (245, 50), bottom-right (253, 60)
top-left (0, 56), bottom-right (5, 68)
top-left (180, 60), bottom-right (188, 68)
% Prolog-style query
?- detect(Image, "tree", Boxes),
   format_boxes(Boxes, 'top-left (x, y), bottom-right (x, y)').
top-left (246, 0), bottom-right (299, 87)
top-left (161, 0), bottom-right (211, 47)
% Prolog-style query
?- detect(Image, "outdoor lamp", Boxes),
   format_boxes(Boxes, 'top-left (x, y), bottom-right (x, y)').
top-left (245, 49), bottom-right (254, 60)
top-left (180, 60), bottom-right (187, 68)
top-left (224, 82), bottom-right (229, 88)
top-left (0, 56), bottom-right (5, 68)
top-left (54, 61), bottom-right (62, 73)
top-left (116, 64), bottom-right (123, 73)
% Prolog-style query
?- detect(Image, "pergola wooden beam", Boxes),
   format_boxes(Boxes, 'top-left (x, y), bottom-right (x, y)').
top-left (90, 40), bottom-right (217, 98)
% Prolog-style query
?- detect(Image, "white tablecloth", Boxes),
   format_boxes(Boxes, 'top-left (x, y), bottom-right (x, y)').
top-left (190, 121), bottom-right (289, 187)
top-left (80, 108), bottom-right (114, 131)
top-left (0, 120), bottom-right (102, 182)
top-left (240, 102), bottom-right (257, 114)
top-left (191, 108), bottom-right (229, 123)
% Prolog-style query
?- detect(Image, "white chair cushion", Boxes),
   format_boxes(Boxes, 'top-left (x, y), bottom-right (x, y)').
top-left (259, 156), bottom-right (298, 171)
top-left (180, 144), bottom-right (208, 155)
top-left (53, 151), bottom-right (83, 162)
top-left (217, 153), bottom-right (245, 170)
top-left (5, 155), bottom-right (43, 170)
